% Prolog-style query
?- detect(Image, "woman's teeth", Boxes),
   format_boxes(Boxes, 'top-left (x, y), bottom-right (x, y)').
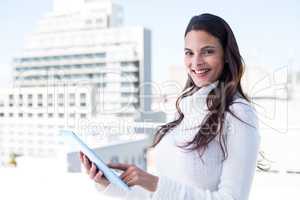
top-left (193, 69), bottom-right (210, 74)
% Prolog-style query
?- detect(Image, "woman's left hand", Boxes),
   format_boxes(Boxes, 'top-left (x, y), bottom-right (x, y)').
top-left (108, 163), bottom-right (159, 192)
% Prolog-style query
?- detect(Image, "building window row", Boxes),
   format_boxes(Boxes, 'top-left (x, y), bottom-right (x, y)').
top-left (2, 93), bottom-right (88, 108)
top-left (15, 53), bottom-right (106, 64)
top-left (0, 112), bottom-right (88, 119)
top-left (16, 73), bottom-right (106, 81)
top-left (15, 63), bottom-right (106, 72)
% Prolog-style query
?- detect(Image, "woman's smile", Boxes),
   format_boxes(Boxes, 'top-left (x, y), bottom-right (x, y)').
top-left (184, 30), bottom-right (224, 87)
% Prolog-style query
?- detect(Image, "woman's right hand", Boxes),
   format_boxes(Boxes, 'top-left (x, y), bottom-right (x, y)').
top-left (79, 151), bottom-right (110, 187)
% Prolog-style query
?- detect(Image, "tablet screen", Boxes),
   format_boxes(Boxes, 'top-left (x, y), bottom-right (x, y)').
top-left (61, 130), bottom-right (131, 191)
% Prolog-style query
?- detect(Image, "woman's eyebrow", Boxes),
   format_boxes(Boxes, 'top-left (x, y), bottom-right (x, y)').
top-left (184, 45), bottom-right (216, 51)
top-left (184, 48), bottom-right (192, 51)
top-left (201, 45), bottom-right (216, 50)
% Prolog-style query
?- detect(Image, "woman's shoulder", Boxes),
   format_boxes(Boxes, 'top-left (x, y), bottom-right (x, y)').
top-left (225, 94), bottom-right (261, 145)
top-left (229, 92), bottom-right (255, 112)
top-left (227, 94), bottom-right (258, 128)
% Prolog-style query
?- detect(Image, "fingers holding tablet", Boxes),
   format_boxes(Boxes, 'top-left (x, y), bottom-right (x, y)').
top-left (79, 151), bottom-right (110, 187)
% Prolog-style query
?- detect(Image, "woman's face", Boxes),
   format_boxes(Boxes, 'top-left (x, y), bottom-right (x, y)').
top-left (184, 30), bottom-right (225, 87)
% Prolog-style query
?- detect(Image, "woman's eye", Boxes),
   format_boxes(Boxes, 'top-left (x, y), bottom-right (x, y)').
top-left (202, 49), bottom-right (214, 56)
top-left (185, 51), bottom-right (193, 56)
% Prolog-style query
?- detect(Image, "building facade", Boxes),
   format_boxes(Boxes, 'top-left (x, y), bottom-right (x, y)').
top-left (13, 0), bottom-right (151, 116)
top-left (0, 0), bottom-right (152, 162)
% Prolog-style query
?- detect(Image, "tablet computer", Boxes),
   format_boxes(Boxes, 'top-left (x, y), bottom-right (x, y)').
top-left (61, 130), bottom-right (131, 192)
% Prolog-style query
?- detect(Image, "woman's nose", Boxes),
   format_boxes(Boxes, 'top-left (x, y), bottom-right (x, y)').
top-left (192, 54), bottom-right (205, 68)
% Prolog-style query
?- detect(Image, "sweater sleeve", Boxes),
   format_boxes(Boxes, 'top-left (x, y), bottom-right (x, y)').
top-left (150, 101), bottom-right (261, 200)
top-left (95, 181), bottom-right (154, 199)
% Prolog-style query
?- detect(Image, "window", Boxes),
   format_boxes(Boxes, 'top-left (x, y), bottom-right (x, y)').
top-left (69, 93), bottom-right (75, 99)
top-left (138, 155), bottom-right (143, 165)
top-left (37, 140), bottom-right (44, 145)
top-left (28, 148), bottom-right (34, 156)
top-left (80, 93), bottom-right (86, 99)
top-left (17, 147), bottom-right (24, 152)
top-left (18, 94), bottom-right (23, 106)
top-left (85, 19), bottom-right (92, 25)
top-left (80, 113), bottom-right (86, 118)
top-left (110, 156), bottom-right (119, 163)
top-left (95, 53), bottom-right (106, 58)
top-left (69, 93), bottom-right (75, 106)
top-left (124, 158), bottom-right (129, 164)
top-left (80, 93), bottom-right (87, 107)
top-left (131, 157), bottom-right (136, 165)
top-left (48, 94), bottom-right (53, 106)
top-left (96, 18), bottom-right (103, 24)
top-left (9, 95), bottom-right (14, 107)
top-left (17, 132), bottom-right (23, 136)
top-left (58, 93), bottom-right (64, 106)
top-left (38, 94), bottom-right (43, 107)
top-left (28, 94), bottom-right (33, 107)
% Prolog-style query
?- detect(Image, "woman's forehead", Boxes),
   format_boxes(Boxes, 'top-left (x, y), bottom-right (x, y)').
top-left (184, 30), bottom-right (222, 49)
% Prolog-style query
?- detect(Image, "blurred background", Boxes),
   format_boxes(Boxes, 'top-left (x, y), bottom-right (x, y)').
top-left (0, 0), bottom-right (299, 199)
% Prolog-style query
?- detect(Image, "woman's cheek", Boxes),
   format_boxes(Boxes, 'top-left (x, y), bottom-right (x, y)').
top-left (184, 58), bottom-right (190, 68)
top-left (184, 62), bottom-right (192, 73)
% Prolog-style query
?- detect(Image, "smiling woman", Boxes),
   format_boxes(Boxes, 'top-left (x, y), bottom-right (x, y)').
top-left (80, 13), bottom-right (261, 200)
top-left (184, 30), bottom-right (225, 88)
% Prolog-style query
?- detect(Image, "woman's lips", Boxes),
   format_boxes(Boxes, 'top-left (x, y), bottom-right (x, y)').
top-left (192, 68), bottom-right (211, 77)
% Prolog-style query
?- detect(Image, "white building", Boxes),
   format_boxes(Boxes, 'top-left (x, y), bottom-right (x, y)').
top-left (151, 65), bottom-right (186, 121)
top-left (13, 0), bottom-right (152, 116)
top-left (0, 86), bottom-right (94, 120)
top-left (287, 66), bottom-right (300, 100)
top-left (0, 0), bottom-right (153, 162)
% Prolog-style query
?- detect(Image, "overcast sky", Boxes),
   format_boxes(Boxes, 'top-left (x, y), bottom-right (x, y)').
top-left (0, 0), bottom-right (299, 88)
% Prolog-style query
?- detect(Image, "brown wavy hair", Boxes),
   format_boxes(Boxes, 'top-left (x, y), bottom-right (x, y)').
top-left (150, 14), bottom-right (266, 169)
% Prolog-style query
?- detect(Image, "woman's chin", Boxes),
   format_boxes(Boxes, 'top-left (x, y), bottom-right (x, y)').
top-left (194, 80), bottom-right (212, 88)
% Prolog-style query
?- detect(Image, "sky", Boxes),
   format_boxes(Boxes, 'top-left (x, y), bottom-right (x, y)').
top-left (0, 0), bottom-right (299, 88)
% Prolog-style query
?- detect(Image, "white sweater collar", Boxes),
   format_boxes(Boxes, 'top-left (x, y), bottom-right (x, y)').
top-left (193, 80), bottom-right (219, 97)
top-left (179, 80), bottom-right (219, 116)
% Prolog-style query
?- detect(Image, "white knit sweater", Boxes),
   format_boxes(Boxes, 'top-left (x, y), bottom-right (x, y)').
top-left (98, 81), bottom-right (261, 200)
